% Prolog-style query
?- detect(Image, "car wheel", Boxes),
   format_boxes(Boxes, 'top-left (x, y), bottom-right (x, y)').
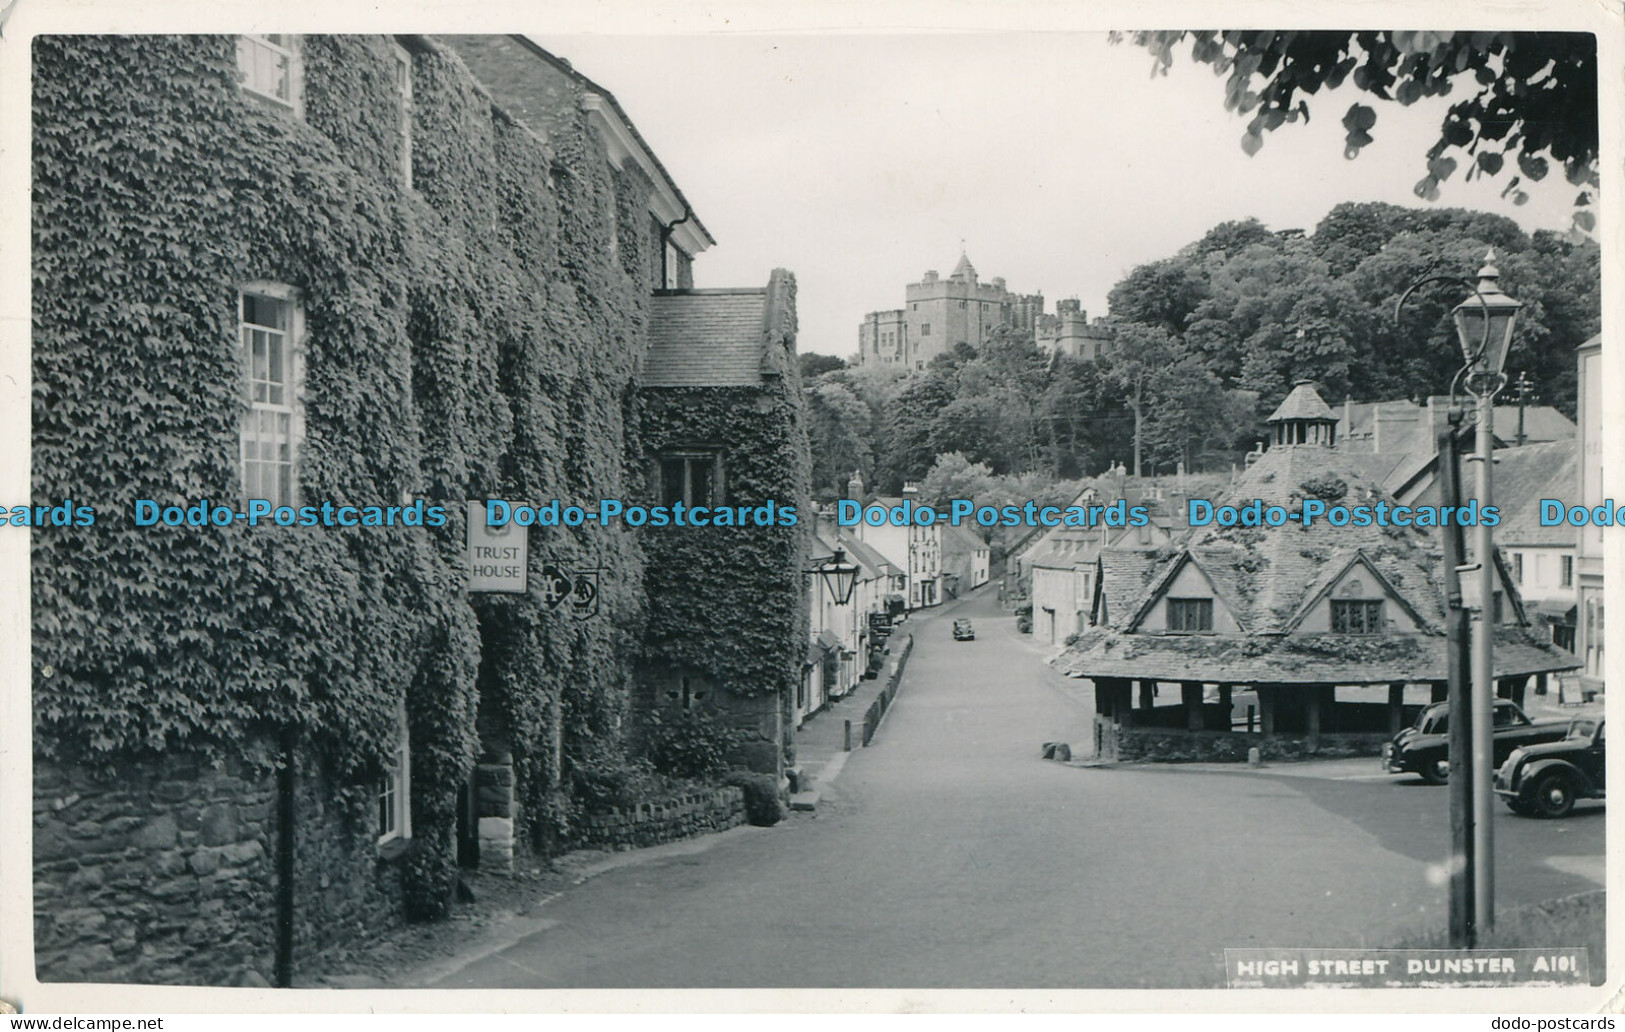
top-left (1531, 771), bottom-right (1576, 818)
top-left (1419, 758), bottom-right (1450, 785)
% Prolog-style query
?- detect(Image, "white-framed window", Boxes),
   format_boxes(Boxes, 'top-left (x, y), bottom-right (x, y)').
top-left (659, 450), bottom-right (723, 508)
top-left (378, 696), bottom-right (411, 845)
top-left (1562, 555), bottom-right (1575, 588)
top-left (237, 35), bottom-right (302, 115)
top-left (390, 40), bottom-right (413, 188)
top-left (239, 285), bottom-right (303, 509)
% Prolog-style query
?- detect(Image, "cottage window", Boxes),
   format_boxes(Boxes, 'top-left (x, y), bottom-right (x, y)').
top-left (1512, 553), bottom-right (1524, 585)
top-left (1166, 598), bottom-right (1212, 633)
top-left (665, 674), bottom-right (705, 710)
top-left (1561, 555), bottom-right (1574, 588)
top-left (660, 451), bottom-right (722, 508)
top-left (237, 35), bottom-right (301, 113)
top-left (240, 287), bottom-right (302, 508)
top-left (391, 41), bottom-right (413, 188)
top-left (378, 697), bottom-right (411, 845)
top-left (921, 323), bottom-right (931, 336)
top-left (1331, 599), bottom-right (1384, 634)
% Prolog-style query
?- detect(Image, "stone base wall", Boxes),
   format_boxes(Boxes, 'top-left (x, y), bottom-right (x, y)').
top-left (1097, 718), bottom-right (1387, 763)
top-left (35, 746), bottom-right (413, 987)
top-left (33, 756), bottom-right (278, 986)
top-left (287, 753), bottom-right (409, 974)
top-left (574, 786), bottom-right (745, 851)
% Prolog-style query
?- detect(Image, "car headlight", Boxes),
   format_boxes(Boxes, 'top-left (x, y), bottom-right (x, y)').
top-left (1500, 747), bottom-right (1526, 778)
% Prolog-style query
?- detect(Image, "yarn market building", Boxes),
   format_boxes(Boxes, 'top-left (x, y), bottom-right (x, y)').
top-left (1059, 382), bottom-right (1579, 763)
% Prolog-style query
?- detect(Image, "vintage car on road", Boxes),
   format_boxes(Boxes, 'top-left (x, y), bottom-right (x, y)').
top-left (1382, 699), bottom-right (1569, 785)
top-left (1495, 718), bottom-right (1605, 818)
top-left (952, 619), bottom-right (975, 641)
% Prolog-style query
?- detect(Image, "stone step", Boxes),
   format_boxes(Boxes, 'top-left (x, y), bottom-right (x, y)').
top-left (788, 790), bottom-right (821, 812)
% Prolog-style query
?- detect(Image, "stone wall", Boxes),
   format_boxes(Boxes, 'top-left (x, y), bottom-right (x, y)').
top-left (33, 756), bottom-right (278, 986)
top-left (1096, 718), bottom-right (1387, 763)
top-left (574, 786), bottom-right (745, 851)
top-left (286, 751), bottom-right (409, 977)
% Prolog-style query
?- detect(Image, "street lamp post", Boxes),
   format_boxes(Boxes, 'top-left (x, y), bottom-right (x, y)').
top-left (1450, 251), bottom-right (1523, 938)
top-left (1397, 249), bottom-right (1522, 944)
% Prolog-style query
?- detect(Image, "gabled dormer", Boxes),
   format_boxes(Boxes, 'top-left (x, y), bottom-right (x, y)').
top-left (1126, 551), bottom-right (1246, 635)
top-left (1285, 551), bottom-right (1429, 635)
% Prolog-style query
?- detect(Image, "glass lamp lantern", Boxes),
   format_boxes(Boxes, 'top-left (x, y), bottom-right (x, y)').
top-left (1451, 249), bottom-right (1523, 377)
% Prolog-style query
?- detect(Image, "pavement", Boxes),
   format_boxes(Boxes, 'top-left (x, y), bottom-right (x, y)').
top-left (789, 612), bottom-right (924, 803)
top-left (388, 587), bottom-right (1602, 990)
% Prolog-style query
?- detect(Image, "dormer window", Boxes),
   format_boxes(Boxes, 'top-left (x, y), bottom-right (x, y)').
top-left (1167, 598), bottom-right (1213, 633)
top-left (1332, 599), bottom-right (1384, 634)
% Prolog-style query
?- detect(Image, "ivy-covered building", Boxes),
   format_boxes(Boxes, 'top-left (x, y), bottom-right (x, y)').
top-left (31, 34), bottom-right (808, 987)
top-left (1059, 382), bottom-right (1579, 762)
top-left (636, 276), bottom-right (812, 776)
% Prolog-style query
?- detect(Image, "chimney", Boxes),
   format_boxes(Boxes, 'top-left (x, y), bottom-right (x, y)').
top-left (847, 469), bottom-right (864, 503)
top-left (901, 481), bottom-right (920, 497)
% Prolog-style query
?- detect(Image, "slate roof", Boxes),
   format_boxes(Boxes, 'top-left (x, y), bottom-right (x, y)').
top-left (1027, 525), bottom-right (1108, 570)
top-left (1059, 382), bottom-right (1581, 686)
top-left (1092, 549), bottom-right (1165, 628)
top-left (1492, 406), bottom-right (1576, 443)
top-left (1267, 381), bottom-right (1337, 424)
top-left (1409, 440), bottom-right (1577, 549)
top-left (1338, 399), bottom-right (1573, 453)
top-left (645, 289), bottom-right (767, 387)
top-left (1057, 625), bottom-right (1576, 684)
top-left (943, 522), bottom-right (990, 556)
top-left (837, 535), bottom-right (899, 579)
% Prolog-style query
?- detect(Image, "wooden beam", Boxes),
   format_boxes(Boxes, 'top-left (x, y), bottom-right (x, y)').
top-left (1502, 675), bottom-right (1529, 708)
top-left (1181, 682), bottom-right (1203, 731)
top-left (1307, 685), bottom-right (1323, 752)
top-left (1218, 684), bottom-right (1233, 731)
top-left (1138, 679), bottom-right (1156, 711)
top-left (1431, 680), bottom-right (1449, 703)
top-left (1388, 682), bottom-right (1405, 736)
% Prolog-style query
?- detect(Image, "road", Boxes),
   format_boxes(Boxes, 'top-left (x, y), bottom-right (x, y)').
top-left (425, 590), bottom-right (1604, 989)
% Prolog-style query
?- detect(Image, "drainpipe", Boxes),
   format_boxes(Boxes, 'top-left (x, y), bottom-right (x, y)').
top-left (658, 207), bottom-right (695, 289)
top-left (274, 727), bottom-right (297, 987)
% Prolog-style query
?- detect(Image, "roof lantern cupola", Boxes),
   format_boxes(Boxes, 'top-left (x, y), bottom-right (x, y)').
top-left (1266, 379), bottom-right (1338, 448)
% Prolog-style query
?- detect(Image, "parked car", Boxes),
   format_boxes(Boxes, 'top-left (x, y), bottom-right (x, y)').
top-left (1382, 699), bottom-right (1569, 785)
top-left (1495, 718), bottom-right (1605, 818)
top-left (952, 619), bottom-right (975, 641)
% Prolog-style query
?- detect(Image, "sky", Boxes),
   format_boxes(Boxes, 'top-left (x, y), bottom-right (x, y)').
top-left (534, 32), bottom-right (1582, 361)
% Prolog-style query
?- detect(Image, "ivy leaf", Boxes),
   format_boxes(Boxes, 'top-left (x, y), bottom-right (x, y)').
top-left (1427, 156), bottom-right (1458, 181)
top-left (1342, 102), bottom-right (1377, 132)
top-left (1517, 152), bottom-right (1549, 181)
top-left (1240, 128), bottom-right (1264, 156)
top-left (1475, 151), bottom-right (1504, 175)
